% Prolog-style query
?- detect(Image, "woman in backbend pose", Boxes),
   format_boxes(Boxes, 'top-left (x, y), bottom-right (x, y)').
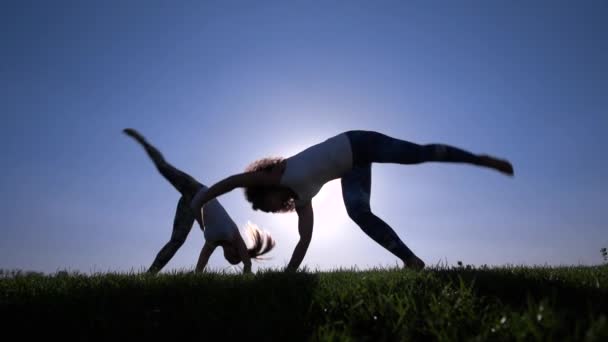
top-left (123, 128), bottom-right (274, 274)
top-left (191, 130), bottom-right (513, 271)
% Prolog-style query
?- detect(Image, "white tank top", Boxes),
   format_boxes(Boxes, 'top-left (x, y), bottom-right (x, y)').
top-left (199, 185), bottom-right (239, 243)
top-left (280, 133), bottom-right (353, 206)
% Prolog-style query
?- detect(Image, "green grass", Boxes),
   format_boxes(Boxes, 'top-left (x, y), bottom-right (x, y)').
top-left (1, 266), bottom-right (607, 341)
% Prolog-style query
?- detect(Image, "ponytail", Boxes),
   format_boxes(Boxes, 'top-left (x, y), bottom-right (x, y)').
top-left (244, 222), bottom-right (276, 259)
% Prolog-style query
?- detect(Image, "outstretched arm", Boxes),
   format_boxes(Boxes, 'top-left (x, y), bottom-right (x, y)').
top-left (286, 201), bottom-right (314, 272)
top-left (195, 241), bottom-right (217, 273)
top-left (190, 170), bottom-right (281, 211)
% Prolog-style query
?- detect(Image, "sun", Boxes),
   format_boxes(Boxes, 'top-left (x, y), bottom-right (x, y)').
top-left (311, 179), bottom-right (341, 209)
top-left (270, 139), bottom-right (353, 240)
top-left (310, 179), bottom-right (350, 236)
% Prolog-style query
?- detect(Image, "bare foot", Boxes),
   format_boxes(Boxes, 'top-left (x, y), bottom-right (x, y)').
top-left (478, 155), bottom-right (514, 176)
top-left (123, 127), bottom-right (146, 142)
top-left (404, 256), bottom-right (425, 271)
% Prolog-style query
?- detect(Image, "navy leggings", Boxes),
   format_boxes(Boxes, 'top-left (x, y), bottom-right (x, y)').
top-left (342, 130), bottom-right (481, 261)
top-left (130, 133), bottom-right (204, 273)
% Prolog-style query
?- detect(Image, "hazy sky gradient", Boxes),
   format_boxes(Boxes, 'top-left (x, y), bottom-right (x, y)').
top-left (1, 1), bottom-right (607, 273)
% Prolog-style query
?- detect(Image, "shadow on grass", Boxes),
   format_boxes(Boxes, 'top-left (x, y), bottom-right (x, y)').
top-left (1, 271), bottom-right (320, 341)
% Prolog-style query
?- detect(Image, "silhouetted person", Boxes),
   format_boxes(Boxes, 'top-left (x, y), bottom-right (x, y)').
top-left (191, 130), bottom-right (513, 271)
top-left (124, 129), bottom-right (274, 274)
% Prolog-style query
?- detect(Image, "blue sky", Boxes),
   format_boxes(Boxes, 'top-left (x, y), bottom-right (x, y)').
top-left (1, 1), bottom-right (606, 273)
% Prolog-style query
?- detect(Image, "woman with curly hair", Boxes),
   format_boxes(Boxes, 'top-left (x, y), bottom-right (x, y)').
top-left (191, 130), bottom-right (513, 271)
top-left (123, 128), bottom-right (274, 274)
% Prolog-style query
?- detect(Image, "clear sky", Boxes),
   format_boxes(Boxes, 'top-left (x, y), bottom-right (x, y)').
top-left (1, 1), bottom-right (606, 273)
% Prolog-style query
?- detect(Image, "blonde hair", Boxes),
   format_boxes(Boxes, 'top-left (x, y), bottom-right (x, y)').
top-left (244, 222), bottom-right (276, 259)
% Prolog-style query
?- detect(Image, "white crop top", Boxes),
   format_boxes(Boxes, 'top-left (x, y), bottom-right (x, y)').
top-left (199, 185), bottom-right (239, 243)
top-left (280, 133), bottom-right (353, 206)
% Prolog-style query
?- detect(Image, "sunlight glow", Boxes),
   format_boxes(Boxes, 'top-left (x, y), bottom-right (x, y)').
top-left (311, 179), bottom-right (351, 237)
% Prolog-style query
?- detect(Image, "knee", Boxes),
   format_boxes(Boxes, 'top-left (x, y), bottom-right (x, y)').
top-left (421, 144), bottom-right (447, 161)
top-left (169, 237), bottom-right (186, 249)
top-left (345, 203), bottom-right (372, 224)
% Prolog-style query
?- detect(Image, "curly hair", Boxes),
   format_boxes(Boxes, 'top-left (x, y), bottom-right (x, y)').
top-left (243, 157), bottom-right (296, 213)
top-left (245, 222), bottom-right (276, 259)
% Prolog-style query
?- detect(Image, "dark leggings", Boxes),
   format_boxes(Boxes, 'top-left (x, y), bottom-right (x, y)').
top-left (342, 130), bottom-right (481, 261)
top-left (129, 133), bottom-right (203, 273)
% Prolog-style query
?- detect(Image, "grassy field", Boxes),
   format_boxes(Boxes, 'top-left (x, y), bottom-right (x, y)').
top-left (1, 265), bottom-right (607, 341)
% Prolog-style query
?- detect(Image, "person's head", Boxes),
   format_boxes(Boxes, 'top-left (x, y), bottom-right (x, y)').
top-left (221, 223), bottom-right (276, 265)
top-left (244, 157), bottom-right (296, 213)
top-left (222, 244), bottom-right (241, 265)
